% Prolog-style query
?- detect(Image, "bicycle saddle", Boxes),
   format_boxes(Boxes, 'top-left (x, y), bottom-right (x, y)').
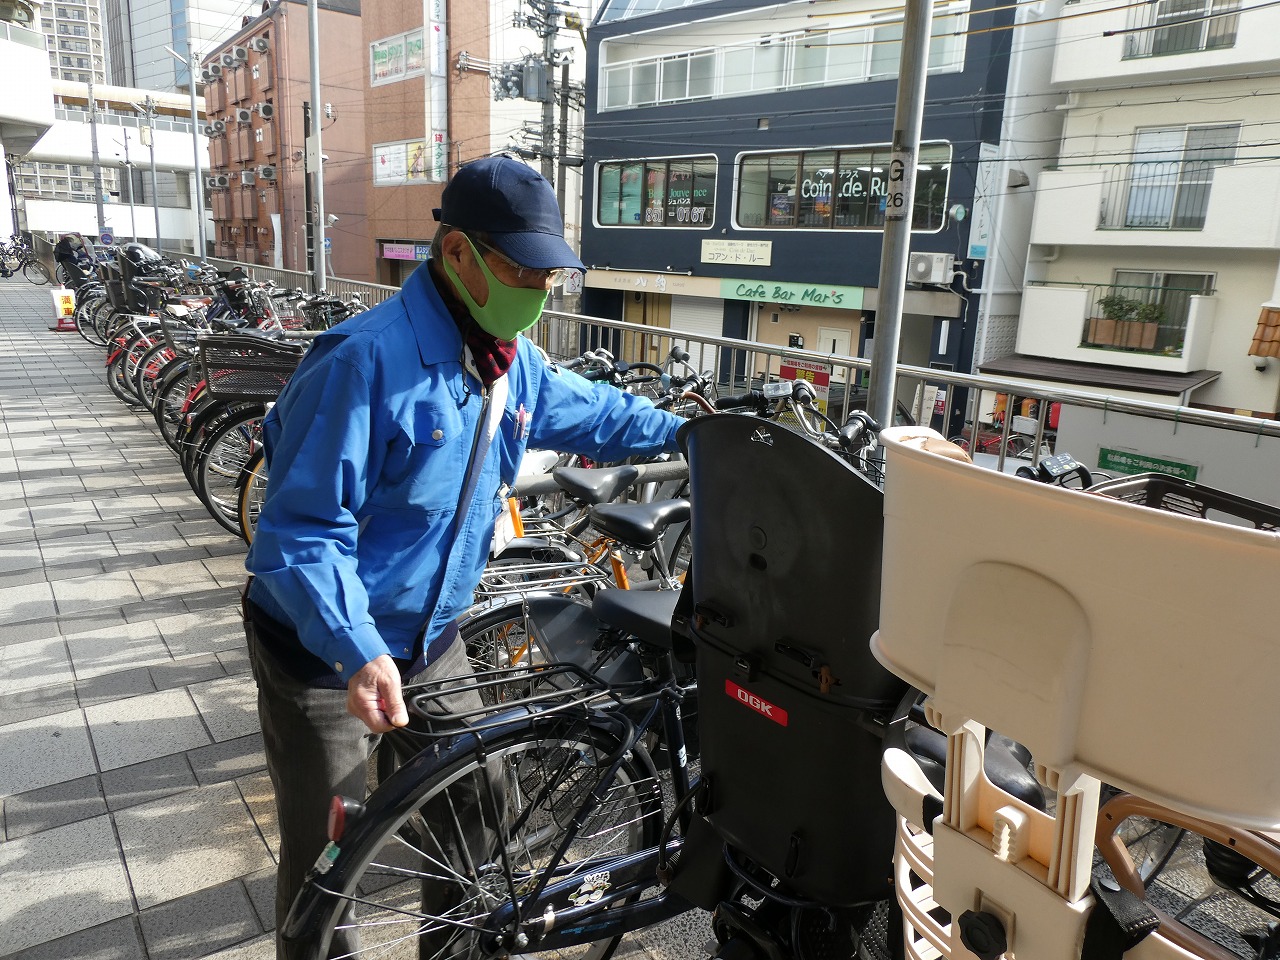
top-left (590, 498), bottom-right (690, 549)
top-left (553, 464), bottom-right (640, 505)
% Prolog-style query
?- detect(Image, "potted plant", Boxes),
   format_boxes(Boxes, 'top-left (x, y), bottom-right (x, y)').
top-left (1088, 293), bottom-right (1138, 346)
top-left (1125, 301), bottom-right (1164, 350)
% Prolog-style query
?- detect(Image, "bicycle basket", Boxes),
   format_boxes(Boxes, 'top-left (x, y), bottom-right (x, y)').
top-left (160, 314), bottom-right (201, 356)
top-left (1088, 472), bottom-right (1280, 530)
top-left (198, 333), bottom-right (308, 401)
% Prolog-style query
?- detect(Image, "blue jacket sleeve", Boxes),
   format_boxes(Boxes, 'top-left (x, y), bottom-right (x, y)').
top-left (527, 357), bottom-right (685, 461)
top-left (245, 351), bottom-right (388, 681)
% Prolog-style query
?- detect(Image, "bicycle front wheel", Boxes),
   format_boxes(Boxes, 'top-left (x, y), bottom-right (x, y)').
top-left (22, 259), bottom-right (51, 284)
top-left (289, 716), bottom-right (663, 960)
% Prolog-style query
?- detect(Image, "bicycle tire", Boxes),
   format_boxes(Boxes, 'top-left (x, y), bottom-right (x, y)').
top-left (192, 406), bottom-right (266, 535)
top-left (75, 294), bottom-right (109, 346)
top-left (237, 451), bottom-right (268, 544)
top-left (153, 360), bottom-right (198, 452)
top-left (134, 343), bottom-right (180, 412)
top-left (289, 713), bottom-right (663, 960)
top-left (947, 435), bottom-right (972, 453)
top-left (22, 259), bottom-right (51, 284)
top-left (106, 347), bottom-right (142, 405)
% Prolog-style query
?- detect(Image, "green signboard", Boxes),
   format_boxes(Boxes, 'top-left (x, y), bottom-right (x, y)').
top-left (719, 278), bottom-right (864, 311)
top-left (1097, 447), bottom-right (1199, 481)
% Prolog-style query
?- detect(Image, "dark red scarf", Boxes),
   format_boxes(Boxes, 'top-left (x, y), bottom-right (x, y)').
top-left (429, 262), bottom-right (517, 387)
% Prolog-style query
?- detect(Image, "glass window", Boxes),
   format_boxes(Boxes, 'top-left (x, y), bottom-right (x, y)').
top-left (722, 45), bottom-right (753, 94)
top-left (633, 61), bottom-right (658, 104)
top-left (914, 144), bottom-right (951, 231)
top-left (660, 57), bottom-right (688, 101)
top-left (766, 154), bottom-right (799, 226)
top-left (598, 156), bottom-right (717, 227)
top-left (603, 65), bottom-right (630, 109)
top-left (798, 151), bottom-right (835, 227)
top-left (738, 155), bottom-right (771, 227)
top-left (753, 39), bottom-right (785, 91)
top-left (870, 22), bottom-right (901, 78)
top-left (792, 34), bottom-right (827, 87)
top-left (644, 162), bottom-right (666, 224)
top-left (688, 52), bottom-right (714, 98)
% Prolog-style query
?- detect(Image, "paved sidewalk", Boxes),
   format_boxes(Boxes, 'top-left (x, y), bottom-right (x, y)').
top-left (0, 277), bottom-right (276, 960)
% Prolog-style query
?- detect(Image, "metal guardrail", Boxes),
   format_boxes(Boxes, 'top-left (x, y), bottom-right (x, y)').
top-left (170, 251), bottom-right (400, 305)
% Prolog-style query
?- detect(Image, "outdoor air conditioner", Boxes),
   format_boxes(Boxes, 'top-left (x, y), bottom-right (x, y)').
top-left (221, 52), bottom-right (237, 67)
top-left (257, 102), bottom-right (274, 120)
top-left (907, 252), bottom-right (955, 285)
top-left (212, 119), bottom-right (227, 133)
top-left (202, 123), bottom-right (219, 136)
top-left (200, 67), bottom-right (215, 82)
top-left (235, 108), bottom-right (254, 123)
top-left (256, 164), bottom-right (277, 181)
top-left (240, 170), bottom-right (257, 186)
top-left (206, 62), bottom-right (223, 78)
top-left (232, 45), bottom-right (249, 62)
top-left (204, 176), bottom-right (220, 189)
top-left (213, 174), bottom-right (231, 188)
top-left (250, 36), bottom-right (270, 53)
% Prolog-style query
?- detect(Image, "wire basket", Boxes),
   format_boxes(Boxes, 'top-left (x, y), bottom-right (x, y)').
top-left (1089, 472), bottom-right (1280, 530)
top-left (198, 333), bottom-right (308, 401)
top-left (161, 314), bottom-right (202, 356)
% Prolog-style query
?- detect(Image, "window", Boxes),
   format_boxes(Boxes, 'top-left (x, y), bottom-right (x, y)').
top-left (739, 144), bottom-right (951, 232)
top-left (598, 0), bottom-right (718, 23)
top-left (597, 156), bottom-right (716, 227)
top-left (1124, 124), bottom-right (1238, 229)
top-left (598, 5), bottom-right (967, 110)
top-left (1123, 0), bottom-right (1239, 58)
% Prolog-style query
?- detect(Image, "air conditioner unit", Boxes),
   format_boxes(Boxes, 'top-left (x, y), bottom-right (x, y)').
top-left (235, 108), bottom-right (254, 123)
top-left (256, 164), bottom-right (277, 181)
top-left (212, 119), bottom-right (227, 133)
top-left (907, 252), bottom-right (955, 285)
top-left (257, 102), bottom-right (274, 120)
top-left (206, 62), bottom-right (223, 78)
top-left (240, 170), bottom-right (257, 185)
top-left (250, 36), bottom-right (270, 53)
top-left (204, 176), bottom-right (220, 189)
top-left (232, 45), bottom-right (248, 62)
top-left (200, 67), bottom-right (215, 82)
top-left (202, 123), bottom-right (219, 136)
top-left (213, 174), bottom-right (231, 188)
top-left (221, 52), bottom-right (237, 67)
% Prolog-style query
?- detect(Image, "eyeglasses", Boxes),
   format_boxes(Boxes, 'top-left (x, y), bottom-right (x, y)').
top-left (468, 235), bottom-right (568, 289)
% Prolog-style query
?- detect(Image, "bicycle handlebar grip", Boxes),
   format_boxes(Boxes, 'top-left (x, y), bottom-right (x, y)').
top-left (714, 392), bottom-right (764, 411)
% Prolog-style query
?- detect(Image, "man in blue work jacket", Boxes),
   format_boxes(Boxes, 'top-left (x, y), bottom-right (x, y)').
top-left (243, 156), bottom-right (684, 958)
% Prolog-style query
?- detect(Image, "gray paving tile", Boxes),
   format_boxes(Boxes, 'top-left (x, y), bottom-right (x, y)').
top-left (0, 815), bottom-right (133, 955)
top-left (196, 934), bottom-right (275, 960)
top-left (54, 606), bottom-right (131, 638)
top-left (187, 734), bottom-right (266, 787)
top-left (218, 647), bottom-right (252, 677)
top-left (138, 879), bottom-right (262, 960)
top-left (51, 570), bottom-right (143, 616)
top-left (150, 653), bottom-right (227, 691)
top-left (0, 680), bottom-right (80, 727)
top-left (0, 706), bottom-right (95, 798)
top-left (66, 621), bottom-right (170, 681)
top-left (237, 770), bottom-right (279, 866)
top-left (114, 780), bottom-right (274, 910)
top-left (2, 773), bottom-right (106, 840)
top-left (0, 634), bottom-right (74, 696)
top-left (74, 665), bottom-right (158, 708)
top-left (156, 608), bottom-right (244, 660)
top-left (189, 674), bottom-right (259, 743)
top-left (100, 753), bottom-right (196, 812)
top-left (85, 687), bottom-right (211, 771)
top-left (0, 915), bottom-right (145, 960)
top-left (130, 557), bottom-right (220, 600)
top-left (28, 500), bottom-right (100, 527)
top-left (241, 868), bottom-right (276, 932)
top-left (0, 618), bottom-right (61, 646)
top-left (0, 579), bottom-right (56, 625)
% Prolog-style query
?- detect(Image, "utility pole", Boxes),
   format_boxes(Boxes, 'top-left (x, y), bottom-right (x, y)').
top-left (87, 71), bottom-right (108, 239)
top-left (307, 0), bottom-right (326, 292)
top-left (302, 100), bottom-right (314, 276)
top-left (555, 61), bottom-right (569, 221)
top-left (134, 96), bottom-right (162, 249)
top-left (121, 130), bottom-right (137, 241)
top-left (864, 0), bottom-right (934, 428)
top-left (168, 40), bottom-right (208, 257)
top-left (540, 1), bottom-right (556, 182)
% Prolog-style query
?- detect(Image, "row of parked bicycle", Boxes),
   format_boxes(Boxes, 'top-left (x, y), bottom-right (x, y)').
top-left (64, 246), bottom-right (1280, 960)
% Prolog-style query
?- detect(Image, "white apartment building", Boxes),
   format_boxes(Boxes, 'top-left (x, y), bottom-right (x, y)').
top-left (104, 0), bottom-right (248, 91)
top-left (1001, 0), bottom-right (1280, 418)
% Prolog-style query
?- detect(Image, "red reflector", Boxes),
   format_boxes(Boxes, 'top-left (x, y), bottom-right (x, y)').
top-left (327, 795), bottom-right (346, 841)
top-left (725, 679), bottom-right (789, 726)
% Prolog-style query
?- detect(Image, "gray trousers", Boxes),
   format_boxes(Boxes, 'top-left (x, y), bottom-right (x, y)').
top-left (245, 604), bottom-right (481, 960)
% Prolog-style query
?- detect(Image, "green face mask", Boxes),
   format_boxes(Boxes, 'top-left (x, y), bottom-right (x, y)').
top-left (441, 235), bottom-right (548, 342)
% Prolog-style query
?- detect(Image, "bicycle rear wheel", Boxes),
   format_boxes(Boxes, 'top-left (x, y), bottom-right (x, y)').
top-left (22, 259), bottom-right (51, 284)
top-left (288, 715), bottom-right (663, 960)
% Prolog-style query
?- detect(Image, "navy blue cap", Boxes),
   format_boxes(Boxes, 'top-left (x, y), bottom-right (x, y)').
top-left (433, 157), bottom-right (584, 270)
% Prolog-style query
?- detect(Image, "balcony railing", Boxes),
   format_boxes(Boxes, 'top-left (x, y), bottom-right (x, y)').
top-left (1097, 161), bottom-right (1227, 230)
top-left (1121, 0), bottom-right (1239, 59)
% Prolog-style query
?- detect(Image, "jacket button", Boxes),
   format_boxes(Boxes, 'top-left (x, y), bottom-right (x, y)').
top-left (432, 429), bottom-right (444, 440)
top-left (334, 661), bottom-right (343, 672)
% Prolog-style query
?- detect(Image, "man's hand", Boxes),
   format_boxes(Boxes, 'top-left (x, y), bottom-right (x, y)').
top-left (346, 655), bottom-right (409, 733)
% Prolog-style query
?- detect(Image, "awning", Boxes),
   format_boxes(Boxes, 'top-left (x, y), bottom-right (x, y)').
top-left (1249, 305), bottom-right (1280, 358)
top-left (977, 354), bottom-right (1220, 398)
